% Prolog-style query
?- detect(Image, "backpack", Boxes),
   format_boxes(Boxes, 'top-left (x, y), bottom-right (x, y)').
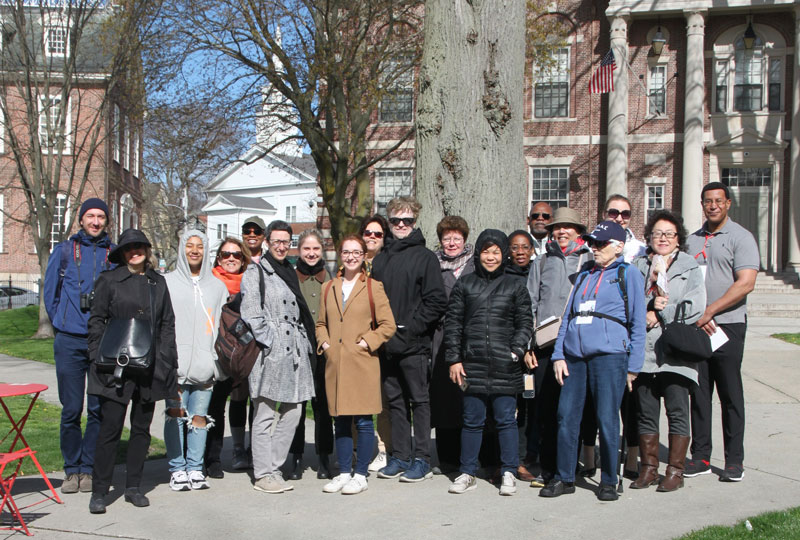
top-left (323, 276), bottom-right (376, 329)
top-left (215, 265), bottom-right (265, 381)
top-left (569, 263), bottom-right (631, 338)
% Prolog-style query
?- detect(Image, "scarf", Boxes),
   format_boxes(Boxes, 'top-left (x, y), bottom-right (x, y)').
top-left (213, 266), bottom-right (244, 296)
top-left (647, 249), bottom-right (678, 297)
top-left (296, 258), bottom-right (326, 277)
top-left (265, 251), bottom-right (316, 351)
top-left (436, 244), bottom-right (474, 279)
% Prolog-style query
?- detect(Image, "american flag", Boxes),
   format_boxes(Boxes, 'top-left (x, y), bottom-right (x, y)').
top-left (589, 50), bottom-right (616, 94)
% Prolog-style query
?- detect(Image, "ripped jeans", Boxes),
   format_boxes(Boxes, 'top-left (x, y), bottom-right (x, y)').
top-left (164, 384), bottom-right (215, 473)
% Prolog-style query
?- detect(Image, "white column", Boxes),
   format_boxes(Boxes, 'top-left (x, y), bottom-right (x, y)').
top-left (788, 6), bottom-right (800, 273)
top-left (681, 10), bottom-right (706, 232)
top-left (606, 15), bottom-right (629, 197)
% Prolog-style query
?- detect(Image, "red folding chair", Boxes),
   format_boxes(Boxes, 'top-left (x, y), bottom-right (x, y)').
top-left (1, 448), bottom-right (43, 536)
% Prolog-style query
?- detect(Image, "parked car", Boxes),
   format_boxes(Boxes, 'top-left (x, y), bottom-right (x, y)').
top-left (0, 286), bottom-right (39, 309)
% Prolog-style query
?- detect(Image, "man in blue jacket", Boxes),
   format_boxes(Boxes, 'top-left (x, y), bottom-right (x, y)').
top-left (43, 197), bottom-right (114, 494)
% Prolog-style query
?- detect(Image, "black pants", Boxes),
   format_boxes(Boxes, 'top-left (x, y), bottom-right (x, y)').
top-left (382, 353), bottom-right (431, 463)
top-left (205, 379), bottom-right (254, 466)
top-left (289, 397), bottom-right (334, 455)
top-left (435, 427), bottom-right (461, 467)
top-left (535, 353), bottom-right (561, 476)
top-left (92, 396), bottom-right (155, 495)
top-left (690, 322), bottom-right (746, 465)
top-left (634, 372), bottom-right (692, 436)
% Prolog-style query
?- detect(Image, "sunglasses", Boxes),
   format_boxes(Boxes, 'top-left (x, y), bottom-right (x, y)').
top-left (606, 209), bottom-right (632, 219)
top-left (388, 217), bottom-right (416, 227)
top-left (123, 242), bottom-right (146, 251)
top-left (219, 251), bottom-right (244, 260)
top-left (529, 213), bottom-right (551, 220)
top-left (242, 227), bottom-right (264, 236)
top-left (587, 238), bottom-right (620, 249)
top-left (363, 230), bottom-right (384, 239)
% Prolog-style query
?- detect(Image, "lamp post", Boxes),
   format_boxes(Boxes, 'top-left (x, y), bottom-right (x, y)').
top-left (743, 20), bottom-right (757, 50)
top-left (650, 27), bottom-right (666, 56)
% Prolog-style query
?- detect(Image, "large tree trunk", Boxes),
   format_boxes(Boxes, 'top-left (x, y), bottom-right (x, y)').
top-left (416, 0), bottom-right (526, 241)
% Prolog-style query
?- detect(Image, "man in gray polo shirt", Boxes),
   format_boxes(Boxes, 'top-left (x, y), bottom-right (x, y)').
top-left (685, 182), bottom-right (758, 482)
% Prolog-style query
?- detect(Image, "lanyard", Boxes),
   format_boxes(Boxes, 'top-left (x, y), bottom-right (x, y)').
top-left (581, 267), bottom-right (605, 299)
top-left (694, 234), bottom-right (712, 263)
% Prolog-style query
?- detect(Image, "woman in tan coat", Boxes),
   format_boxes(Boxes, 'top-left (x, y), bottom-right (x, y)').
top-left (316, 235), bottom-right (396, 495)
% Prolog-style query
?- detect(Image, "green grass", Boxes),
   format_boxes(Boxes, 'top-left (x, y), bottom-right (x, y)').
top-left (0, 306), bottom-right (55, 363)
top-left (772, 333), bottom-right (800, 346)
top-left (2, 394), bottom-right (166, 476)
top-left (678, 507), bottom-right (800, 539)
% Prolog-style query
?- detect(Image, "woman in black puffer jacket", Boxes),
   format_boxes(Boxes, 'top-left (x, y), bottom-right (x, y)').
top-left (444, 229), bottom-right (533, 496)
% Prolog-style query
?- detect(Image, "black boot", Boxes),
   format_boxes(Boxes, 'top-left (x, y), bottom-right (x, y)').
top-left (317, 454), bottom-right (331, 480)
top-left (288, 454), bottom-right (303, 480)
top-left (89, 492), bottom-right (106, 514)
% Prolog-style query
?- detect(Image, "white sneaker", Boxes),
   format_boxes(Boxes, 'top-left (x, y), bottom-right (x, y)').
top-left (499, 471), bottom-right (517, 496)
top-left (323, 473), bottom-right (352, 493)
top-left (188, 470), bottom-right (209, 490)
top-left (368, 451), bottom-right (387, 472)
top-left (448, 473), bottom-right (477, 494)
top-left (341, 474), bottom-right (368, 495)
top-left (170, 470), bottom-right (190, 492)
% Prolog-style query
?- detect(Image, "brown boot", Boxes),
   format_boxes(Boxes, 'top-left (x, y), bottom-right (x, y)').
top-left (630, 433), bottom-right (660, 489)
top-left (657, 434), bottom-right (689, 492)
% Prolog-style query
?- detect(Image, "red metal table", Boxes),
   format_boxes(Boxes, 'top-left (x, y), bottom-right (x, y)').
top-left (0, 383), bottom-right (63, 536)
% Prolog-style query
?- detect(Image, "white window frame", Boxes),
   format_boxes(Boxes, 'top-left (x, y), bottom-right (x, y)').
top-left (533, 47), bottom-right (570, 119)
top-left (44, 22), bottom-right (69, 58)
top-left (290, 234), bottom-right (299, 248)
top-left (647, 65), bottom-right (667, 116)
top-left (0, 107), bottom-right (4, 154)
top-left (216, 223), bottom-right (228, 240)
top-left (285, 206), bottom-right (296, 222)
top-left (39, 94), bottom-right (71, 153)
top-left (378, 55), bottom-right (414, 124)
top-left (51, 193), bottom-right (68, 251)
top-left (645, 185), bottom-right (664, 221)
top-left (123, 121), bottom-right (130, 171)
top-left (132, 129), bottom-right (139, 177)
top-left (112, 104), bottom-right (120, 163)
top-left (374, 168), bottom-right (414, 215)
top-left (0, 194), bottom-right (4, 252)
top-left (529, 166), bottom-right (569, 209)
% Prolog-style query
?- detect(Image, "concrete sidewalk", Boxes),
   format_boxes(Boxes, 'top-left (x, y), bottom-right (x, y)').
top-left (2, 316), bottom-right (799, 539)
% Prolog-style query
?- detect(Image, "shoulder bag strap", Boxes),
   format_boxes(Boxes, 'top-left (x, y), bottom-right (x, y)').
top-left (464, 275), bottom-right (506, 322)
top-left (555, 253), bottom-right (584, 321)
top-left (366, 277), bottom-right (376, 329)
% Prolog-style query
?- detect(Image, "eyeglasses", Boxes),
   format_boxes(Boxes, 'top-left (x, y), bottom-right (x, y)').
top-left (441, 236), bottom-right (464, 245)
top-left (587, 238), bottom-right (620, 249)
top-left (606, 208), bottom-right (632, 220)
top-left (529, 213), bottom-right (551, 220)
top-left (269, 239), bottom-right (291, 247)
top-left (510, 244), bottom-right (532, 252)
top-left (388, 217), bottom-right (416, 227)
top-left (341, 250), bottom-right (364, 258)
top-left (219, 250), bottom-right (244, 260)
top-left (242, 227), bottom-right (264, 236)
top-left (650, 231), bottom-right (678, 240)
top-left (363, 230), bottom-right (384, 239)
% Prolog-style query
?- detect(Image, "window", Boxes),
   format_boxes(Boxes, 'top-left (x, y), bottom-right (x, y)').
top-left (379, 56), bottom-right (414, 123)
top-left (123, 121), bottom-right (130, 170)
top-left (216, 223), bottom-right (228, 240)
top-left (0, 194), bottom-right (4, 251)
top-left (646, 185), bottom-right (664, 221)
top-left (648, 65), bottom-right (666, 115)
top-left (112, 105), bottom-right (120, 163)
top-left (375, 168), bottom-right (414, 215)
top-left (39, 95), bottom-right (70, 151)
top-left (768, 58), bottom-right (781, 111)
top-left (721, 167), bottom-right (771, 187)
top-left (132, 129), bottom-right (140, 177)
top-left (290, 234), bottom-right (299, 248)
top-left (716, 61), bottom-right (728, 112)
top-left (734, 44), bottom-right (763, 111)
top-left (285, 206), bottom-right (296, 222)
top-left (530, 167), bottom-right (569, 209)
top-left (44, 25), bottom-right (68, 57)
top-left (534, 47), bottom-right (569, 118)
top-left (51, 193), bottom-right (67, 251)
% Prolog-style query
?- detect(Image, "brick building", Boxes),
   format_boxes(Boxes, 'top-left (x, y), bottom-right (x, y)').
top-left (0, 2), bottom-right (143, 283)
top-left (366, 0), bottom-right (800, 273)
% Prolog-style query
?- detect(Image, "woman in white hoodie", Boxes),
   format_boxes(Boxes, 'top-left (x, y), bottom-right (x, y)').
top-left (164, 230), bottom-right (228, 491)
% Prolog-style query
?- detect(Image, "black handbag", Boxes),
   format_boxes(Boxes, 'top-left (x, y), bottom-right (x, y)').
top-left (659, 301), bottom-right (712, 362)
top-left (97, 278), bottom-right (157, 386)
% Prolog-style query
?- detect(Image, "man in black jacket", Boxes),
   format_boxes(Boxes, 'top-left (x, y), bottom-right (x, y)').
top-left (372, 196), bottom-right (447, 483)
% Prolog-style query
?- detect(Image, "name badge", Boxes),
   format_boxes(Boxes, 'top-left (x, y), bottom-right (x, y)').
top-left (576, 300), bottom-right (595, 325)
top-left (699, 265), bottom-right (707, 281)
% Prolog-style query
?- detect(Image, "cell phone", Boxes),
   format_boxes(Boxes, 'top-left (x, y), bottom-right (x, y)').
top-left (459, 378), bottom-right (469, 392)
top-left (522, 374), bottom-right (535, 399)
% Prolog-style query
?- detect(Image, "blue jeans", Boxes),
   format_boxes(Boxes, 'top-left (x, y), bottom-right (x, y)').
top-left (460, 394), bottom-right (518, 476)
top-left (556, 353), bottom-right (627, 485)
top-left (334, 415), bottom-right (374, 476)
top-left (165, 385), bottom-right (214, 472)
top-left (54, 332), bottom-right (102, 474)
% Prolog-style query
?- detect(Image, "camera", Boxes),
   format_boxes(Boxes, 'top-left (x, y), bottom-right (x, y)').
top-left (80, 290), bottom-right (95, 312)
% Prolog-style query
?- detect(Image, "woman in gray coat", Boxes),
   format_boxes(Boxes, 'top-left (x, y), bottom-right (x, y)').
top-left (240, 221), bottom-right (315, 494)
top-left (631, 210), bottom-right (706, 492)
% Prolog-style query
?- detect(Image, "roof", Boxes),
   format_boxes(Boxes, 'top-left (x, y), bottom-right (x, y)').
top-left (205, 145), bottom-right (317, 192)
top-left (220, 194), bottom-right (276, 212)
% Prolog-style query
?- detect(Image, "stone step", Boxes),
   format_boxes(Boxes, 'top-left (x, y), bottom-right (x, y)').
top-left (747, 306), bottom-right (800, 317)
top-left (752, 284), bottom-right (800, 293)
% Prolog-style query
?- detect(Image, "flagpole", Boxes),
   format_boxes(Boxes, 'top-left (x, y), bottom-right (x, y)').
top-left (623, 58), bottom-right (664, 115)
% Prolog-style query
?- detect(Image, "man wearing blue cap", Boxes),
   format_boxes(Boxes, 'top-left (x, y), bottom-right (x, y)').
top-left (44, 197), bottom-right (115, 494)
